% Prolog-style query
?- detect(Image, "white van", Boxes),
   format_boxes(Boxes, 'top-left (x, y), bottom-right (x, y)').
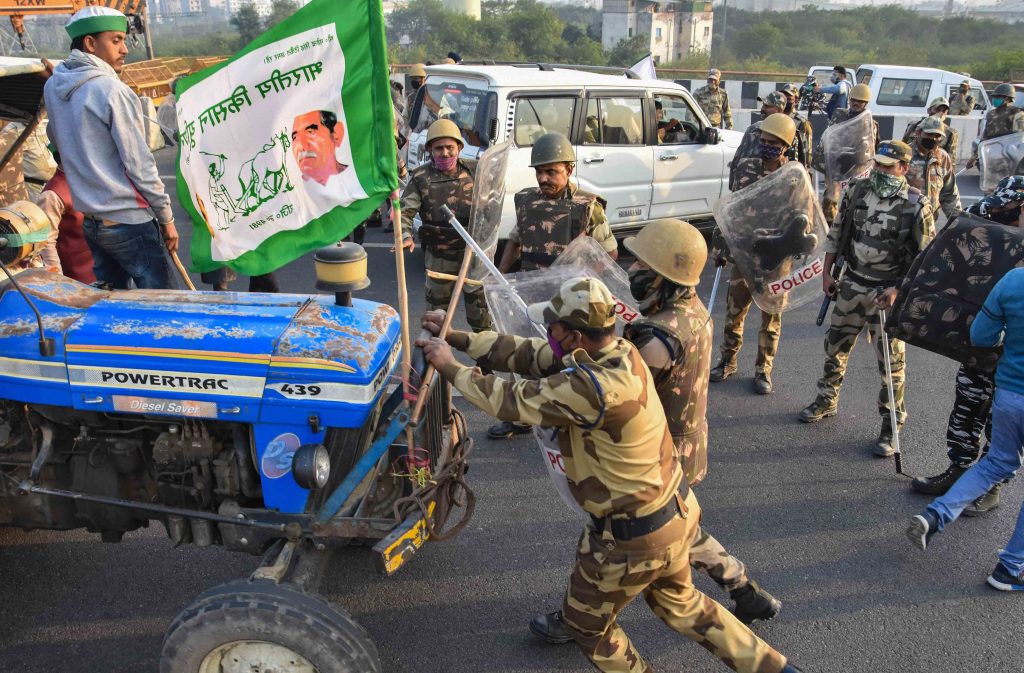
top-left (406, 64), bottom-right (743, 240)
top-left (853, 64), bottom-right (989, 118)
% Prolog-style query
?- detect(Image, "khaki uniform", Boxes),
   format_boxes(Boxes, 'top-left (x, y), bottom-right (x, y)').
top-left (0, 120), bottom-right (28, 206)
top-left (693, 85), bottom-right (733, 129)
top-left (906, 146), bottom-right (960, 220)
top-left (625, 290), bottom-right (749, 592)
top-left (439, 327), bottom-right (786, 673)
top-left (980, 104), bottom-right (1024, 140)
top-left (790, 111), bottom-right (813, 169)
top-left (814, 178), bottom-right (935, 419)
top-left (400, 159), bottom-right (491, 331)
top-left (821, 109), bottom-right (880, 224)
top-left (949, 91), bottom-right (975, 116)
top-left (715, 157), bottom-right (788, 375)
top-left (510, 184), bottom-right (616, 271)
top-left (902, 117), bottom-right (959, 165)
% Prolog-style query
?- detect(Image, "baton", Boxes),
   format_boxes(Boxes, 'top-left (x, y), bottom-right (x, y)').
top-left (875, 288), bottom-right (903, 475)
top-left (707, 265), bottom-right (723, 311)
top-left (955, 167), bottom-right (967, 177)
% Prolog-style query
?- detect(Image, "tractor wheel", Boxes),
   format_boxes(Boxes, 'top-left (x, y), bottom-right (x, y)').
top-left (160, 579), bottom-right (380, 673)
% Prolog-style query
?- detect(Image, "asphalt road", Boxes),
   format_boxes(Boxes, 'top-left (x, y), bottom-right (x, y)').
top-left (0, 151), bottom-right (1019, 673)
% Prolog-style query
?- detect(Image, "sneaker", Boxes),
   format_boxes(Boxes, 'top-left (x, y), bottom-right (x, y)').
top-left (730, 580), bottom-right (781, 624)
top-left (911, 464), bottom-right (968, 496)
top-left (986, 562), bottom-right (1024, 591)
top-left (528, 610), bottom-right (575, 644)
top-left (963, 482), bottom-right (1003, 517)
top-left (874, 417), bottom-right (899, 457)
top-left (798, 398), bottom-right (837, 423)
top-left (709, 359), bottom-right (737, 383)
top-left (487, 421), bottom-right (532, 440)
top-left (753, 372), bottom-right (773, 395)
top-left (906, 512), bottom-right (938, 551)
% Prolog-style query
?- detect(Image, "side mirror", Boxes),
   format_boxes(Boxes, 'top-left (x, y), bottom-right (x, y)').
top-left (702, 127), bottom-right (720, 145)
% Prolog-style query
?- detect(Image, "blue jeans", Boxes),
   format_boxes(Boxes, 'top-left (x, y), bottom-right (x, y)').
top-left (83, 218), bottom-right (170, 289)
top-left (927, 388), bottom-right (1024, 573)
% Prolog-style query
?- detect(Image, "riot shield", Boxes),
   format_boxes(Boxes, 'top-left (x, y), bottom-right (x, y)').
top-left (820, 111), bottom-right (875, 204)
top-left (468, 141), bottom-right (511, 259)
top-left (482, 238), bottom-right (636, 516)
top-left (712, 161), bottom-right (828, 314)
top-left (978, 132), bottom-right (1024, 194)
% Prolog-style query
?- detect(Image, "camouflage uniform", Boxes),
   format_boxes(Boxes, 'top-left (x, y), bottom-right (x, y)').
top-left (790, 111), bottom-right (813, 169)
top-left (906, 145), bottom-right (960, 220)
top-left (821, 110), bottom-right (880, 224)
top-left (0, 120), bottom-right (29, 206)
top-left (438, 311), bottom-right (787, 673)
top-left (902, 117), bottom-right (959, 166)
top-left (693, 84), bottom-right (733, 129)
top-left (813, 177), bottom-right (935, 419)
top-left (715, 157), bottom-right (788, 376)
top-left (948, 91), bottom-right (975, 117)
top-left (401, 159), bottom-right (491, 331)
top-left (980, 104), bottom-right (1024, 141)
top-left (625, 288), bottom-right (749, 592)
top-left (511, 184), bottom-right (616, 271)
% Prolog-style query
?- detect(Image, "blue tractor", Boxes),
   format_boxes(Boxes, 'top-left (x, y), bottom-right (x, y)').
top-left (0, 58), bottom-right (471, 672)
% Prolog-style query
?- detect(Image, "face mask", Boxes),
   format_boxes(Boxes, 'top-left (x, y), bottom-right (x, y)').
top-left (761, 143), bottom-right (785, 160)
top-left (784, 102), bottom-right (794, 114)
top-left (708, 80), bottom-right (718, 90)
top-left (871, 168), bottom-right (906, 199)
top-left (919, 136), bottom-right (938, 151)
top-left (992, 97), bottom-right (1005, 107)
top-left (547, 330), bottom-right (570, 359)
top-left (629, 268), bottom-right (660, 302)
top-left (830, 73), bottom-right (839, 84)
top-left (433, 155), bottom-right (457, 172)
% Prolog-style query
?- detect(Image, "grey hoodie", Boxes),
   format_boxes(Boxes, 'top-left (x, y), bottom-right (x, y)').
top-left (44, 50), bottom-right (173, 226)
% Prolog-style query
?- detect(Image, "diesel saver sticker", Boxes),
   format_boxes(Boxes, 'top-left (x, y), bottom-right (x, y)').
top-left (69, 366), bottom-right (265, 397)
top-left (113, 395), bottom-right (219, 418)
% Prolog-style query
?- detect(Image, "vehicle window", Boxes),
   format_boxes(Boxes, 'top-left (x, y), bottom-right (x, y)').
top-left (412, 80), bottom-right (494, 149)
top-left (946, 85), bottom-right (988, 111)
top-left (583, 97), bottom-right (644, 146)
top-left (809, 68), bottom-right (833, 88)
top-left (856, 69), bottom-right (873, 85)
top-left (876, 77), bottom-right (932, 108)
top-left (653, 94), bottom-right (700, 145)
top-left (513, 97), bottom-right (576, 147)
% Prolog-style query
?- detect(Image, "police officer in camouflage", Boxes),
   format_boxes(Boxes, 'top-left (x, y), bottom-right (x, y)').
top-left (417, 277), bottom-right (802, 673)
top-left (781, 83), bottom-right (813, 169)
top-left (711, 114), bottom-right (802, 395)
top-left (800, 141), bottom-right (936, 458)
top-left (948, 80), bottom-right (975, 117)
top-left (911, 176), bottom-right (1024, 514)
top-left (694, 68), bottom-right (733, 130)
top-left (405, 63), bottom-right (426, 122)
top-left (821, 83), bottom-right (880, 225)
top-left (400, 119), bottom-right (491, 332)
top-left (905, 116), bottom-right (961, 220)
top-left (491, 131), bottom-right (617, 439)
top-left (968, 83), bottom-right (1024, 169)
top-left (902, 97), bottom-right (959, 164)
top-left (529, 221), bottom-right (782, 645)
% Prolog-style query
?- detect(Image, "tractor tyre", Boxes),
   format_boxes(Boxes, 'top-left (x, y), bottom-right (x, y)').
top-left (160, 578), bottom-right (380, 673)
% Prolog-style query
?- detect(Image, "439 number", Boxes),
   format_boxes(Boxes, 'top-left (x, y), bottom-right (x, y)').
top-left (280, 383), bottom-right (322, 396)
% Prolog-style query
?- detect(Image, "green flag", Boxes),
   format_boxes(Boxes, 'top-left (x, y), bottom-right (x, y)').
top-left (174, 0), bottom-right (397, 275)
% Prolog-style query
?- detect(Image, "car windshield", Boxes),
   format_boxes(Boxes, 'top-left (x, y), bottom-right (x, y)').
top-left (411, 80), bottom-right (494, 150)
top-left (877, 77), bottom-right (931, 108)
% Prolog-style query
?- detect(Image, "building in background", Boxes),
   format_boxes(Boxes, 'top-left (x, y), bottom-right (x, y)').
top-left (602, 0), bottom-right (713, 63)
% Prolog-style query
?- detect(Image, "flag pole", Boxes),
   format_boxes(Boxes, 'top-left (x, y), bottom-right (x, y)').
top-left (388, 194), bottom-right (418, 463)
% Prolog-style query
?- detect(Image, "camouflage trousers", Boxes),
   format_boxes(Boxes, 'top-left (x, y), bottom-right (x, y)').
top-left (720, 267), bottom-right (783, 375)
top-left (562, 489), bottom-right (786, 673)
top-left (689, 523), bottom-right (748, 593)
top-left (946, 364), bottom-right (994, 467)
top-left (815, 276), bottom-right (906, 420)
top-left (424, 246), bottom-right (492, 333)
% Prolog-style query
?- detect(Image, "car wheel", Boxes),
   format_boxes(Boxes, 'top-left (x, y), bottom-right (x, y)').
top-left (161, 579), bottom-right (380, 673)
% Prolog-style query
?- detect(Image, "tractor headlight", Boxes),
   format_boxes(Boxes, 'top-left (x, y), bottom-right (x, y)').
top-left (292, 444), bottom-right (330, 490)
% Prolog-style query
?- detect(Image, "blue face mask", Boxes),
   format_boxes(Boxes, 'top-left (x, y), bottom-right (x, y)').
top-left (992, 97), bottom-right (1005, 107)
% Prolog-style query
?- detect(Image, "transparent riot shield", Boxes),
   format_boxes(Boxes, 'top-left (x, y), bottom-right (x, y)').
top-left (482, 238), bottom-right (636, 516)
top-left (712, 161), bottom-right (828, 314)
top-left (978, 132), bottom-right (1024, 194)
top-left (820, 111), bottom-right (875, 205)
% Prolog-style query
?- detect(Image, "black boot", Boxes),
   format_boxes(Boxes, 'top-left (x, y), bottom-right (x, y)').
top-left (911, 464), bottom-right (968, 496)
top-left (798, 397), bottom-right (837, 423)
top-left (963, 482), bottom-right (1004, 517)
top-left (709, 359), bottom-right (737, 383)
top-left (528, 610), bottom-right (575, 644)
top-left (487, 421), bottom-right (532, 439)
top-left (730, 581), bottom-right (782, 624)
top-left (874, 417), bottom-right (899, 457)
top-left (753, 372), bottom-right (773, 395)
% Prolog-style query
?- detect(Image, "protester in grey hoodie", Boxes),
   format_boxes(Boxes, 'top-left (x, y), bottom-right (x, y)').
top-left (44, 7), bottom-right (179, 289)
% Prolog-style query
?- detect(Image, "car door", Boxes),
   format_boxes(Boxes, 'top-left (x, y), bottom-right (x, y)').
top-left (649, 92), bottom-right (726, 220)
top-left (573, 92), bottom-right (653, 226)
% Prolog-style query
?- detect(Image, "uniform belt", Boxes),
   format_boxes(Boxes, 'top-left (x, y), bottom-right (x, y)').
top-left (590, 492), bottom-right (684, 541)
top-left (845, 268), bottom-right (899, 289)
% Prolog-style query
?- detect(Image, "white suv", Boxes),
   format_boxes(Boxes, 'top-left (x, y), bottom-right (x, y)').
top-left (405, 64), bottom-right (743, 239)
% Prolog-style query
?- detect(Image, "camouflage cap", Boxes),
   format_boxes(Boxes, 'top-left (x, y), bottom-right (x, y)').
top-left (960, 79), bottom-right (971, 88)
top-left (707, 68), bottom-right (721, 81)
top-left (874, 140), bottom-right (912, 166)
top-left (758, 91), bottom-right (787, 109)
top-left (781, 83), bottom-right (799, 97)
top-left (526, 277), bottom-right (617, 330)
top-left (920, 115), bottom-right (947, 137)
top-left (927, 96), bottom-right (950, 111)
top-left (979, 175), bottom-right (1024, 214)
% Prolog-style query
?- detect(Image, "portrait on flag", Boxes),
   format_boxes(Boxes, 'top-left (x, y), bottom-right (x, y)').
top-left (175, 0), bottom-right (397, 275)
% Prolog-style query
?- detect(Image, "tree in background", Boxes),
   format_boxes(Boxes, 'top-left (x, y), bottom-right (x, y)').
top-left (264, 0), bottom-right (300, 31)
top-left (229, 4), bottom-right (262, 47)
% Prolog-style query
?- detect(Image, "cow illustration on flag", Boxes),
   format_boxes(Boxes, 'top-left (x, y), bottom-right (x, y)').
top-left (175, 0), bottom-right (397, 275)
